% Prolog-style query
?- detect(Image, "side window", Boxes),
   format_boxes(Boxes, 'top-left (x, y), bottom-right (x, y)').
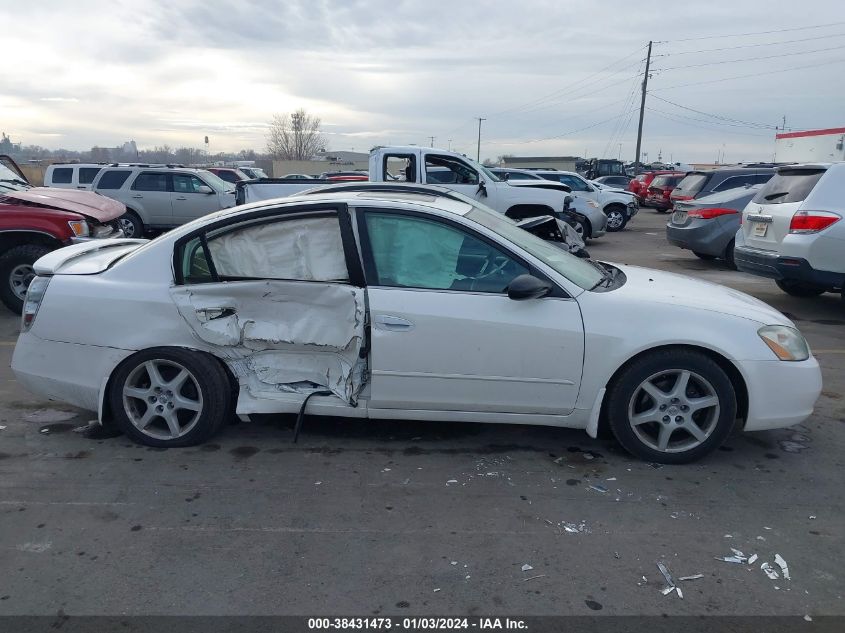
top-left (78, 167), bottom-right (101, 184)
top-left (173, 174), bottom-right (206, 193)
top-left (712, 176), bottom-right (739, 192)
top-left (425, 155), bottom-right (478, 185)
top-left (201, 215), bottom-right (349, 282)
top-left (363, 212), bottom-right (529, 293)
top-left (96, 170), bottom-right (131, 190)
top-left (753, 173), bottom-right (773, 185)
top-left (558, 175), bottom-right (589, 192)
top-left (51, 167), bottom-right (72, 184)
top-left (132, 172), bottom-right (169, 192)
top-left (180, 237), bottom-right (214, 283)
top-left (383, 154), bottom-right (416, 182)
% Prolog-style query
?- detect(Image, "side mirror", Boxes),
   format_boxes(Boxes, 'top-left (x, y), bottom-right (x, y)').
top-left (507, 274), bottom-right (552, 301)
top-left (197, 185), bottom-right (214, 194)
top-left (564, 195), bottom-right (574, 210)
top-left (502, 173), bottom-right (510, 181)
top-left (477, 180), bottom-right (488, 197)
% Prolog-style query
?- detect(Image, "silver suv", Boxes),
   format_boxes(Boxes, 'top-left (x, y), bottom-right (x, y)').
top-left (734, 163), bottom-right (845, 299)
top-left (91, 165), bottom-right (236, 237)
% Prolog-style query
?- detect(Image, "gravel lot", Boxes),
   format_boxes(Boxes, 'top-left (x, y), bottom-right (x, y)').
top-left (0, 208), bottom-right (842, 617)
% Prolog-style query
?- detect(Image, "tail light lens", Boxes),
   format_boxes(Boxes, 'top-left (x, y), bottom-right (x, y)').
top-left (22, 276), bottom-right (50, 331)
top-left (789, 210), bottom-right (840, 234)
top-left (688, 207), bottom-right (738, 220)
top-left (672, 194), bottom-right (692, 201)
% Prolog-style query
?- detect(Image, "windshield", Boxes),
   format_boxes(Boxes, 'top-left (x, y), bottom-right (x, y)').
top-left (466, 207), bottom-right (604, 290)
top-left (465, 157), bottom-right (501, 182)
top-left (0, 164), bottom-right (29, 191)
top-left (197, 169), bottom-right (235, 193)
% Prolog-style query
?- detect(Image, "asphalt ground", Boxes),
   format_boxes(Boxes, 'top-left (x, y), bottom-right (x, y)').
top-left (0, 208), bottom-right (842, 621)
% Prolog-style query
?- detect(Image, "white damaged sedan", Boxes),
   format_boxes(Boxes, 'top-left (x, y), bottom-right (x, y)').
top-left (12, 185), bottom-right (822, 463)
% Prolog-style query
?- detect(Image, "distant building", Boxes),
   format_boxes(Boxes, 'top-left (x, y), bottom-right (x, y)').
top-left (0, 132), bottom-right (21, 154)
top-left (90, 140), bottom-right (139, 163)
top-left (499, 155), bottom-right (580, 171)
top-left (775, 127), bottom-right (845, 163)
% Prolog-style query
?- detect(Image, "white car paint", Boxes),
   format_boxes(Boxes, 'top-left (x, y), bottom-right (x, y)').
top-left (12, 190), bottom-right (822, 461)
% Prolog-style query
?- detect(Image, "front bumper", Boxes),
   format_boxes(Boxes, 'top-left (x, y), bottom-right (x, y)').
top-left (70, 228), bottom-right (125, 244)
top-left (737, 356), bottom-right (822, 431)
top-left (734, 246), bottom-right (845, 289)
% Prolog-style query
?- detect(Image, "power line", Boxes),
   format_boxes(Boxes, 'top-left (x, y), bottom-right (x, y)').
top-left (656, 43), bottom-right (845, 71)
top-left (655, 31), bottom-right (845, 56)
top-left (649, 94), bottom-right (777, 129)
top-left (646, 108), bottom-right (772, 138)
top-left (651, 56), bottom-right (845, 91)
top-left (662, 20), bottom-right (845, 43)
top-left (488, 108), bottom-right (639, 146)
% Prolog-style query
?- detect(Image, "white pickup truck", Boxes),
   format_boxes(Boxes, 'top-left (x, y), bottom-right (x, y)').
top-left (237, 146), bottom-right (605, 239)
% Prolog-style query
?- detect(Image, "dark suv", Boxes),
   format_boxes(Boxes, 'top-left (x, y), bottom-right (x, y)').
top-left (670, 166), bottom-right (775, 205)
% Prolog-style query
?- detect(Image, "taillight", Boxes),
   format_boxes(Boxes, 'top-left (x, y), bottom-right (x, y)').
top-left (688, 207), bottom-right (738, 220)
top-left (672, 194), bottom-right (692, 201)
top-left (22, 276), bottom-right (50, 331)
top-left (789, 211), bottom-right (841, 234)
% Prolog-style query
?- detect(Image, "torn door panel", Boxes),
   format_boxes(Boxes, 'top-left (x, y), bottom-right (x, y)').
top-left (170, 281), bottom-right (366, 402)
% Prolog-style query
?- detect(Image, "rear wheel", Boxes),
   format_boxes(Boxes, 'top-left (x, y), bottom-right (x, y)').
top-left (604, 206), bottom-right (628, 232)
top-left (606, 349), bottom-right (737, 464)
top-left (118, 211), bottom-right (144, 238)
top-left (775, 279), bottom-right (826, 297)
top-left (693, 251), bottom-right (717, 261)
top-left (724, 239), bottom-right (736, 269)
top-left (109, 348), bottom-right (231, 447)
top-left (0, 244), bottom-right (52, 314)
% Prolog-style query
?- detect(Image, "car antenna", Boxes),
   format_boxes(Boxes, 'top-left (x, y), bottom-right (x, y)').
top-left (292, 389), bottom-right (332, 443)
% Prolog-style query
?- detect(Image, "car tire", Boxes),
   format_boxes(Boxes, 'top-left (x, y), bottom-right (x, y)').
top-left (604, 206), bottom-right (628, 232)
top-left (693, 251), bottom-right (717, 261)
top-left (118, 211), bottom-right (144, 238)
top-left (568, 217), bottom-right (590, 240)
top-left (775, 280), bottom-right (826, 297)
top-left (109, 347), bottom-right (231, 448)
top-left (605, 349), bottom-right (737, 464)
top-left (0, 244), bottom-right (52, 314)
top-left (724, 240), bottom-right (737, 269)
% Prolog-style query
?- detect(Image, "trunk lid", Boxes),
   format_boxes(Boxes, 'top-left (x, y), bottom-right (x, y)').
top-left (1, 187), bottom-right (125, 222)
top-left (740, 167), bottom-right (826, 252)
top-left (33, 239), bottom-right (147, 276)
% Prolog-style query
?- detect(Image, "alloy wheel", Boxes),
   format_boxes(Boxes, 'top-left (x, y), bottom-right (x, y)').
top-left (122, 359), bottom-right (203, 440)
top-left (627, 369), bottom-right (720, 453)
top-left (10, 264), bottom-right (35, 300)
top-left (118, 217), bottom-right (137, 237)
top-left (606, 210), bottom-right (625, 230)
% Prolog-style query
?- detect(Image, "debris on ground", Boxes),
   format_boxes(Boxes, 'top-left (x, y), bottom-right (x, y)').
top-left (678, 574), bottom-right (704, 581)
top-left (809, 515), bottom-right (816, 520)
top-left (446, 479), bottom-right (458, 485)
top-left (716, 547), bottom-right (749, 564)
top-left (761, 562), bottom-right (780, 580)
top-left (521, 564), bottom-right (533, 572)
top-left (523, 575), bottom-right (546, 582)
top-left (589, 484), bottom-right (608, 493)
top-left (656, 562), bottom-right (683, 598)
top-left (0, 425), bottom-right (6, 430)
top-left (748, 554), bottom-right (758, 565)
top-left (433, 588), bottom-right (441, 592)
top-left (25, 409), bottom-right (77, 423)
top-left (774, 554), bottom-right (790, 580)
top-left (450, 561), bottom-right (457, 566)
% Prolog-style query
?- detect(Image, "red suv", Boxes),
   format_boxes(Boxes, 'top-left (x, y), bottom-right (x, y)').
top-left (628, 171), bottom-right (685, 205)
top-left (0, 155), bottom-right (125, 313)
top-left (645, 173), bottom-right (687, 212)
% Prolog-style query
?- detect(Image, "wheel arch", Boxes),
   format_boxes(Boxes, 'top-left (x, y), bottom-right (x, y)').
top-left (593, 343), bottom-right (749, 438)
top-left (0, 231), bottom-right (63, 256)
top-left (98, 345), bottom-right (239, 427)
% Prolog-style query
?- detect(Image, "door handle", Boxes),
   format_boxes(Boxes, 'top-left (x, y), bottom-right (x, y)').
top-left (175, 196), bottom-right (187, 200)
top-left (131, 194), bottom-right (143, 198)
top-left (195, 307), bottom-right (236, 321)
top-left (374, 314), bottom-right (414, 331)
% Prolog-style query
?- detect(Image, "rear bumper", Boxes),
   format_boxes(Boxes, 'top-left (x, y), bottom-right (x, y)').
top-left (646, 197), bottom-right (671, 210)
top-left (666, 220), bottom-right (733, 257)
top-left (737, 357), bottom-right (822, 431)
top-left (734, 246), bottom-right (845, 288)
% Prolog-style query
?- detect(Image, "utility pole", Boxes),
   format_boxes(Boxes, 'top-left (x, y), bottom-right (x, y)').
top-left (634, 40), bottom-right (652, 175)
top-left (476, 117), bottom-right (486, 162)
top-left (617, 143), bottom-right (622, 160)
top-left (429, 136), bottom-right (436, 148)
top-left (448, 139), bottom-right (452, 151)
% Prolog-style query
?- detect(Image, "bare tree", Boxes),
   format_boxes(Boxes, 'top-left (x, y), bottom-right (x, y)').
top-left (266, 109), bottom-right (326, 160)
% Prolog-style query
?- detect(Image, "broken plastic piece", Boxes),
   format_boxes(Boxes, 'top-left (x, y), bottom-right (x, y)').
top-left (589, 484), bottom-right (608, 493)
top-left (521, 564), bottom-right (533, 572)
top-left (661, 586), bottom-right (675, 596)
top-left (774, 554), bottom-right (790, 580)
top-left (715, 556), bottom-right (745, 564)
top-left (676, 586), bottom-right (683, 599)
top-left (523, 574), bottom-right (546, 582)
top-left (730, 548), bottom-right (746, 558)
top-left (678, 574), bottom-right (703, 581)
top-left (761, 562), bottom-right (780, 580)
top-left (748, 554), bottom-right (758, 565)
top-left (657, 562), bottom-right (675, 587)
top-left (433, 588), bottom-right (440, 592)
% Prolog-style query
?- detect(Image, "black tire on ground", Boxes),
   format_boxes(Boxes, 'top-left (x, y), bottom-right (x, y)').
top-left (724, 239), bottom-right (736, 269)
top-left (604, 206), bottom-right (628, 232)
top-left (0, 244), bottom-right (52, 314)
top-left (567, 216), bottom-right (590, 240)
top-left (605, 349), bottom-right (737, 464)
top-left (108, 347), bottom-right (231, 448)
top-left (775, 279), bottom-right (826, 297)
top-left (693, 251), bottom-right (717, 261)
top-left (118, 211), bottom-right (144, 238)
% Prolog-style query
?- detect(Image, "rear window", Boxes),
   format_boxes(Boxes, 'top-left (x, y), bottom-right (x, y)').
top-left (97, 170), bottom-right (132, 190)
top-left (78, 167), bottom-right (101, 184)
top-left (651, 175), bottom-right (683, 187)
top-left (752, 169), bottom-right (825, 204)
top-left (51, 167), bottom-right (72, 184)
top-left (673, 173), bottom-right (709, 196)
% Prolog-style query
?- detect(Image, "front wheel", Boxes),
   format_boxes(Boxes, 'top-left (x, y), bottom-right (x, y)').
top-left (604, 206), bottom-right (628, 232)
top-left (606, 350), bottom-right (737, 464)
top-left (109, 348), bottom-right (231, 447)
top-left (0, 244), bottom-right (52, 314)
top-left (775, 279), bottom-right (826, 297)
top-left (118, 211), bottom-right (144, 238)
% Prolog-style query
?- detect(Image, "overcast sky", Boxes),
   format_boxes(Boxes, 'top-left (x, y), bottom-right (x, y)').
top-left (1, 0), bottom-right (843, 162)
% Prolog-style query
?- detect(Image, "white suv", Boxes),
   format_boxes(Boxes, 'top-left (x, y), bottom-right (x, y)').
top-left (530, 170), bottom-right (638, 231)
top-left (91, 166), bottom-right (236, 237)
top-left (734, 163), bottom-right (845, 299)
top-left (44, 163), bottom-right (105, 190)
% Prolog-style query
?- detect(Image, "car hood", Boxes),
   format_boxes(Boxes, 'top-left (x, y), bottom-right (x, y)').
top-left (506, 180), bottom-right (572, 193)
top-left (1, 187), bottom-right (125, 221)
top-left (610, 263), bottom-right (792, 326)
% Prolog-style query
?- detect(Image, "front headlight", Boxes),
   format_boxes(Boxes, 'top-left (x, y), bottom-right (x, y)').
top-left (758, 325), bottom-right (810, 361)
